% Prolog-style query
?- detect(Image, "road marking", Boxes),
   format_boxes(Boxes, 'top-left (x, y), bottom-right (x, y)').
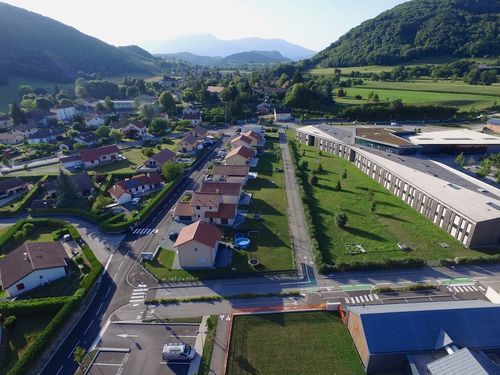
top-left (104, 253), bottom-right (114, 272)
top-left (133, 303), bottom-right (139, 307)
top-left (374, 294), bottom-right (379, 300)
top-left (170, 335), bottom-right (198, 338)
top-left (117, 334), bottom-right (138, 338)
top-left (160, 362), bottom-right (190, 365)
top-left (354, 296), bottom-right (360, 303)
top-left (96, 302), bottom-right (104, 316)
top-left (83, 321), bottom-right (93, 335)
top-left (117, 260), bottom-right (124, 271)
top-left (105, 286), bottom-right (112, 297)
top-left (93, 363), bottom-right (123, 366)
top-left (56, 365), bottom-right (64, 375)
top-left (67, 340), bottom-right (80, 358)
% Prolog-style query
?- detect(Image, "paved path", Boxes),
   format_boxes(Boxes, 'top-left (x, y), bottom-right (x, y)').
top-left (278, 127), bottom-right (318, 281)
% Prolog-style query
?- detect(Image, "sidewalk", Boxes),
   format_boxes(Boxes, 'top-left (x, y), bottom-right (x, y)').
top-left (188, 315), bottom-right (209, 375)
top-left (278, 129), bottom-right (317, 279)
top-left (209, 314), bottom-right (232, 375)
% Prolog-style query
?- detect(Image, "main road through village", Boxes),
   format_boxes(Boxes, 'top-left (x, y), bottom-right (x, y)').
top-left (33, 124), bottom-right (500, 375)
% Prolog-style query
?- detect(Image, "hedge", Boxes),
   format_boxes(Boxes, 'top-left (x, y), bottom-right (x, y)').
top-left (0, 175), bottom-right (48, 218)
top-left (0, 297), bottom-right (70, 316)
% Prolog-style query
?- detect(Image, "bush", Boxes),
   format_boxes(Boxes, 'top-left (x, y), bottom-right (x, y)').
top-left (334, 180), bottom-right (341, 191)
top-left (342, 169), bottom-right (347, 179)
top-left (309, 174), bottom-right (318, 186)
top-left (335, 211), bottom-right (348, 228)
top-left (3, 315), bottom-right (17, 330)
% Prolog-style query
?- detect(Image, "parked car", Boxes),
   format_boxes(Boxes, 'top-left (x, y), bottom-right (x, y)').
top-left (169, 231), bottom-right (179, 241)
top-left (162, 343), bottom-right (195, 362)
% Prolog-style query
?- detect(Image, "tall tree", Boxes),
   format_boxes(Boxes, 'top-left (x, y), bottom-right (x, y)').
top-left (159, 91), bottom-right (176, 114)
top-left (9, 102), bottom-right (26, 125)
top-left (55, 169), bottom-right (80, 207)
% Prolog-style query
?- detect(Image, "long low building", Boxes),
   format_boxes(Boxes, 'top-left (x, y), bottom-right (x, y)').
top-left (296, 125), bottom-right (500, 248)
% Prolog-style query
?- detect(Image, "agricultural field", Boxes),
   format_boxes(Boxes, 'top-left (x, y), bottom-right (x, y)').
top-left (227, 312), bottom-right (364, 375)
top-left (291, 143), bottom-right (496, 268)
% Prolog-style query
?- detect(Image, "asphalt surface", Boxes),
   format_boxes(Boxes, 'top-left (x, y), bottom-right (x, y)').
top-left (39, 139), bottom-right (226, 375)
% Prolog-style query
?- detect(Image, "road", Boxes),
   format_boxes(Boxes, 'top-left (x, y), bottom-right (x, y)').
top-left (39, 136), bottom-right (230, 375)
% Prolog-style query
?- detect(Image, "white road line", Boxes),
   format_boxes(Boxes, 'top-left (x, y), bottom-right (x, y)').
top-left (67, 341), bottom-right (80, 358)
top-left (344, 298), bottom-right (349, 303)
top-left (56, 365), bottom-right (64, 375)
top-left (170, 335), bottom-right (198, 338)
top-left (104, 253), bottom-right (114, 272)
top-left (133, 229), bottom-right (140, 234)
top-left (105, 286), bottom-right (112, 298)
top-left (154, 228), bottom-right (159, 234)
top-left (83, 321), bottom-right (93, 335)
top-left (117, 260), bottom-right (124, 271)
top-left (349, 298), bottom-right (355, 304)
top-left (133, 303), bottom-right (139, 307)
top-left (368, 295), bottom-right (374, 301)
top-left (133, 288), bottom-right (148, 292)
top-left (96, 302), bottom-right (104, 316)
top-left (354, 296), bottom-right (360, 303)
top-left (93, 363), bottom-right (123, 367)
top-left (456, 286), bottom-right (464, 292)
top-left (374, 294), bottom-right (379, 300)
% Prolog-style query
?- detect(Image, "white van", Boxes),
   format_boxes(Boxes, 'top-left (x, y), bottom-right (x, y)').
top-left (162, 343), bottom-right (196, 362)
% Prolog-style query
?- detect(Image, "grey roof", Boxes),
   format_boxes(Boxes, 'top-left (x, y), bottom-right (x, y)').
top-left (349, 300), bottom-right (500, 354)
top-left (0, 177), bottom-right (28, 192)
top-left (426, 348), bottom-right (500, 375)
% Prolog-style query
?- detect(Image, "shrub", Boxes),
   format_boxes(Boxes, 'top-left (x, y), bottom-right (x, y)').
top-left (341, 169), bottom-right (347, 179)
top-left (309, 174), bottom-right (318, 186)
top-left (370, 201), bottom-right (377, 212)
top-left (3, 315), bottom-right (17, 330)
top-left (334, 180), bottom-right (341, 191)
top-left (335, 211), bottom-right (348, 228)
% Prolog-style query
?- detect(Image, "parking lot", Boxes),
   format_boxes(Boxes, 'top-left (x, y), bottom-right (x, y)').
top-left (88, 323), bottom-right (200, 375)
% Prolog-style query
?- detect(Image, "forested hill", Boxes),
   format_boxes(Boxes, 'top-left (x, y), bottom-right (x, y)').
top-left (309, 0), bottom-right (500, 67)
top-left (0, 3), bottom-right (159, 82)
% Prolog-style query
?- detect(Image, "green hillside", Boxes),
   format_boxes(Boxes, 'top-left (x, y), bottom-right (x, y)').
top-left (0, 2), bottom-right (159, 83)
top-left (309, 0), bottom-right (500, 67)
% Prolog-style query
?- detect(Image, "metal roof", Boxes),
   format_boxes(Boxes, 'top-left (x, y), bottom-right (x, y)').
top-left (426, 348), bottom-right (499, 375)
top-left (349, 301), bottom-right (500, 354)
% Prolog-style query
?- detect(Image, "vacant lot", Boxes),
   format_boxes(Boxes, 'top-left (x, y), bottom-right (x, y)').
top-left (227, 312), bottom-right (364, 375)
top-left (292, 144), bottom-right (494, 267)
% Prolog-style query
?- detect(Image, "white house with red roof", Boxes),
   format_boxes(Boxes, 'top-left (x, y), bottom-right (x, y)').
top-left (108, 172), bottom-right (164, 204)
top-left (241, 131), bottom-right (264, 146)
top-left (177, 133), bottom-right (201, 154)
top-left (173, 191), bottom-right (237, 226)
top-left (144, 149), bottom-right (177, 171)
top-left (230, 134), bottom-right (253, 149)
top-left (78, 145), bottom-right (120, 169)
top-left (174, 220), bottom-right (222, 268)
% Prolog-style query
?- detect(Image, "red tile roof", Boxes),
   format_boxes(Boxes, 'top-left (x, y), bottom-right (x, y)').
top-left (173, 201), bottom-right (194, 217)
top-left (204, 203), bottom-right (237, 219)
top-left (225, 145), bottom-right (254, 161)
top-left (109, 172), bottom-right (163, 199)
top-left (174, 220), bottom-right (222, 248)
top-left (79, 145), bottom-right (120, 162)
top-left (191, 192), bottom-right (222, 207)
top-left (149, 149), bottom-right (176, 166)
top-left (108, 184), bottom-right (129, 200)
top-left (212, 165), bottom-right (249, 177)
top-left (199, 181), bottom-right (241, 196)
top-left (180, 133), bottom-right (199, 145)
top-left (242, 131), bottom-right (263, 141)
top-left (231, 134), bottom-right (253, 146)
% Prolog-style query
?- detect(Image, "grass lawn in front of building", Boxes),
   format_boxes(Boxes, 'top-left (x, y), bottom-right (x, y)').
top-left (227, 311), bottom-right (364, 375)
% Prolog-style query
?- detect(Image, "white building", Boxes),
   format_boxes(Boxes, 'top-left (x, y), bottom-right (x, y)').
top-left (56, 106), bottom-right (78, 123)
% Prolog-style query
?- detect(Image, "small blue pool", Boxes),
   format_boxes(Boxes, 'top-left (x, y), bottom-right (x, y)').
top-left (235, 237), bottom-right (251, 249)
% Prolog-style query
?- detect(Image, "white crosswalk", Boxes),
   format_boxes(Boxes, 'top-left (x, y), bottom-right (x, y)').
top-left (129, 286), bottom-right (148, 303)
top-left (132, 228), bottom-right (159, 235)
top-left (345, 294), bottom-right (379, 305)
top-left (447, 285), bottom-right (479, 293)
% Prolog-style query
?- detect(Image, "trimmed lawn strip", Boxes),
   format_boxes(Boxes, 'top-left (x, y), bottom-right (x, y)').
top-left (198, 316), bottom-right (218, 375)
top-left (227, 312), bottom-right (364, 375)
top-left (290, 142), bottom-right (496, 270)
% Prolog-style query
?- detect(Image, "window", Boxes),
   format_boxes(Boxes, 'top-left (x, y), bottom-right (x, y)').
top-left (16, 283), bottom-right (25, 290)
top-left (39, 275), bottom-right (44, 279)
top-left (194, 248), bottom-right (198, 252)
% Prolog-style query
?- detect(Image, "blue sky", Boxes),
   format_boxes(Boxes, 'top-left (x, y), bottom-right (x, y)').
top-left (4, 0), bottom-right (407, 50)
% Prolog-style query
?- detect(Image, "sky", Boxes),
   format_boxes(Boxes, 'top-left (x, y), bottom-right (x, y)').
top-left (3, 0), bottom-right (407, 51)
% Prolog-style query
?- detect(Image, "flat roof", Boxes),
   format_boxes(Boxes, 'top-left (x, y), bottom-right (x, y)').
top-left (409, 129), bottom-right (500, 145)
top-left (356, 127), bottom-right (418, 148)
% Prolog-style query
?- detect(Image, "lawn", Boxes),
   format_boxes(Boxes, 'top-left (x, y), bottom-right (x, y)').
top-left (227, 312), bottom-right (364, 375)
top-left (91, 159), bottom-right (137, 174)
top-left (121, 147), bottom-right (148, 165)
top-left (336, 86), bottom-right (499, 111)
top-left (292, 143), bottom-right (494, 267)
top-left (0, 312), bottom-right (56, 374)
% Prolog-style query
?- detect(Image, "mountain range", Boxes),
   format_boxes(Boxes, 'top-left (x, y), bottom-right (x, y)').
top-left (158, 50), bottom-right (291, 66)
top-left (309, 0), bottom-right (500, 67)
top-left (142, 34), bottom-right (316, 61)
top-left (0, 2), bottom-right (160, 82)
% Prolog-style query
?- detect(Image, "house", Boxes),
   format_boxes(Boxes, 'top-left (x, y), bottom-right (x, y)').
top-left (182, 112), bottom-right (202, 126)
top-left (242, 131), bottom-right (264, 146)
top-left (12, 122), bottom-right (38, 138)
top-left (0, 242), bottom-right (68, 297)
top-left (177, 133), bottom-right (201, 154)
top-left (224, 145), bottom-right (254, 166)
top-left (85, 116), bottom-right (105, 128)
top-left (345, 300), bottom-right (500, 374)
top-left (111, 100), bottom-right (135, 111)
top-left (59, 139), bottom-right (78, 151)
top-left (0, 132), bottom-right (25, 145)
top-left (174, 192), bottom-right (237, 226)
top-left (274, 107), bottom-right (292, 121)
top-left (191, 125), bottom-right (208, 139)
top-left (0, 114), bottom-right (13, 129)
top-left (230, 134), bottom-right (253, 149)
top-left (199, 181), bottom-right (242, 204)
top-left (173, 220), bottom-right (222, 268)
top-left (257, 102), bottom-right (271, 115)
top-left (144, 149), bottom-right (176, 171)
top-left (60, 154), bottom-right (84, 169)
top-left (56, 106), bottom-right (77, 123)
top-left (122, 120), bottom-right (147, 138)
top-left (486, 118), bottom-right (500, 134)
top-left (212, 165), bottom-right (250, 185)
top-left (27, 128), bottom-right (64, 144)
top-left (79, 145), bottom-right (120, 169)
top-left (74, 132), bottom-right (99, 146)
top-left (110, 121), bottom-right (126, 131)
top-left (0, 177), bottom-right (30, 198)
top-left (45, 172), bottom-right (95, 197)
top-left (27, 110), bottom-right (54, 126)
top-left (206, 86), bottom-right (225, 96)
top-left (108, 172), bottom-right (164, 204)
top-left (183, 107), bottom-right (199, 115)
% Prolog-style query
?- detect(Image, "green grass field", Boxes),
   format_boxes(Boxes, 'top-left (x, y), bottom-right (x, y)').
top-left (227, 312), bottom-right (364, 375)
top-left (337, 86), bottom-right (499, 111)
top-left (0, 76), bottom-right (74, 113)
top-left (293, 144), bottom-right (495, 266)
